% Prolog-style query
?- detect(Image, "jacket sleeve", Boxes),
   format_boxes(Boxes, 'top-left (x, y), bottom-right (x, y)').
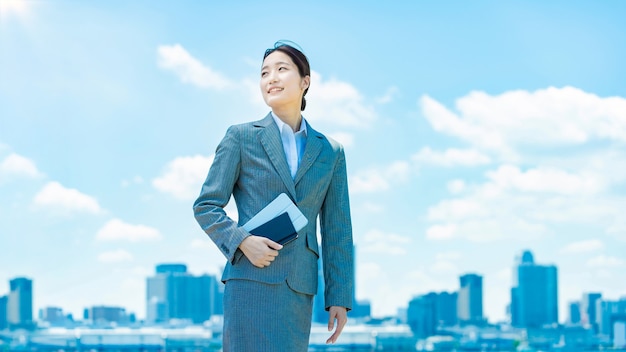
top-left (320, 146), bottom-right (354, 311)
top-left (193, 125), bottom-right (249, 264)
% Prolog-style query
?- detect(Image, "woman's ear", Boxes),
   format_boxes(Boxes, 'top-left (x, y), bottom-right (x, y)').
top-left (301, 75), bottom-right (311, 91)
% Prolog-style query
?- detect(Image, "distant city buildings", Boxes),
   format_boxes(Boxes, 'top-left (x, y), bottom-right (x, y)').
top-left (458, 273), bottom-right (483, 326)
top-left (39, 306), bottom-right (65, 326)
top-left (6, 277), bottom-right (33, 329)
top-left (510, 250), bottom-right (558, 328)
top-left (0, 295), bottom-right (7, 330)
top-left (146, 263), bottom-right (223, 325)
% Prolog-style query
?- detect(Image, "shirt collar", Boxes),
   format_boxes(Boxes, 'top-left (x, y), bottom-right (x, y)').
top-left (271, 111), bottom-right (307, 135)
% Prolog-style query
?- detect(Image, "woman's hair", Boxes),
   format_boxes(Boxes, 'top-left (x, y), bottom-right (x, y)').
top-left (263, 40), bottom-right (311, 111)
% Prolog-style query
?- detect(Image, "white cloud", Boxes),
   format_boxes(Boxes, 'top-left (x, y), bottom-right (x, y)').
top-left (420, 86), bottom-right (626, 155)
top-left (0, 153), bottom-right (43, 179)
top-left (376, 86), bottom-right (399, 104)
top-left (359, 229), bottom-right (410, 255)
top-left (586, 255), bottom-right (624, 268)
top-left (153, 155), bottom-right (214, 200)
top-left (306, 71), bottom-right (377, 127)
top-left (96, 219), bottom-right (162, 242)
top-left (560, 239), bottom-right (604, 254)
top-left (327, 132), bottom-right (354, 148)
top-left (447, 179), bottom-right (466, 194)
top-left (33, 181), bottom-right (102, 215)
top-left (349, 161), bottom-right (410, 194)
top-left (412, 147), bottom-right (491, 167)
top-left (426, 224), bottom-right (456, 240)
top-left (98, 249), bottom-right (134, 263)
top-left (157, 44), bottom-right (232, 90)
top-left (485, 165), bottom-right (604, 196)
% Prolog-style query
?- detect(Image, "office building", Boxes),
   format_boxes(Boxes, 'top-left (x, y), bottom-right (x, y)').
top-left (581, 292), bottom-right (602, 332)
top-left (458, 274), bottom-right (483, 325)
top-left (407, 293), bottom-right (437, 338)
top-left (568, 301), bottom-right (581, 324)
top-left (146, 263), bottom-right (222, 324)
top-left (0, 295), bottom-right (7, 330)
top-left (85, 306), bottom-right (128, 325)
top-left (39, 307), bottom-right (65, 326)
top-left (510, 250), bottom-right (558, 328)
top-left (7, 277), bottom-right (33, 329)
top-left (597, 298), bottom-right (626, 338)
top-left (436, 291), bottom-right (458, 326)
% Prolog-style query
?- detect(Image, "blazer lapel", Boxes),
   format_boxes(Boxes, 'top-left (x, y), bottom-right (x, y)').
top-left (256, 113), bottom-right (297, 199)
top-left (294, 122), bottom-right (324, 186)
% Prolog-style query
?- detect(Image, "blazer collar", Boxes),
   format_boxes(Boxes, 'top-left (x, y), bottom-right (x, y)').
top-left (256, 113), bottom-right (297, 198)
top-left (255, 113), bottom-right (325, 197)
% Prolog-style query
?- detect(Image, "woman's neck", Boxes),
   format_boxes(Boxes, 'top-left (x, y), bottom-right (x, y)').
top-left (272, 107), bottom-right (302, 132)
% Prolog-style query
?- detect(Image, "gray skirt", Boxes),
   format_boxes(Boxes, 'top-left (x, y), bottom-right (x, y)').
top-left (223, 279), bottom-right (314, 352)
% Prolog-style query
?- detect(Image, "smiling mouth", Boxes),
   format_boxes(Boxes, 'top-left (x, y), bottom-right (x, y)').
top-left (268, 87), bottom-right (283, 93)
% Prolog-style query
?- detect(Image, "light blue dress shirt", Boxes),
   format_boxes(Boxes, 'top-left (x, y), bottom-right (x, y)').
top-left (271, 112), bottom-right (307, 179)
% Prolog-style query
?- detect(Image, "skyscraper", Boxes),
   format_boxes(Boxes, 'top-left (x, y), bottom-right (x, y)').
top-left (510, 250), bottom-right (558, 328)
top-left (568, 301), bottom-right (581, 324)
top-left (407, 293), bottom-right (437, 338)
top-left (458, 273), bottom-right (483, 325)
top-left (581, 292), bottom-right (602, 332)
top-left (7, 277), bottom-right (33, 329)
top-left (146, 263), bottom-right (222, 324)
top-left (0, 295), bottom-right (7, 330)
top-left (436, 291), bottom-right (458, 327)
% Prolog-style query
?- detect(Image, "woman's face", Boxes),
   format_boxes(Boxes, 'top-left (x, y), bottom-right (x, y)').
top-left (260, 51), bottom-right (309, 111)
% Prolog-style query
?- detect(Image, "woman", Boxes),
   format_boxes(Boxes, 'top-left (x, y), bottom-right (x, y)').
top-left (193, 40), bottom-right (354, 351)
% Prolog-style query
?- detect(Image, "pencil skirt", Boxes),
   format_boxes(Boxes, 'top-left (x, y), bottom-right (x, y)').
top-left (223, 279), bottom-right (314, 352)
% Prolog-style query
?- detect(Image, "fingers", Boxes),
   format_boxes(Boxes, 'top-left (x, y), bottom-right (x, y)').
top-left (263, 238), bottom-right (283, 251)
top-left (326, 307), bottom-right (348, 344)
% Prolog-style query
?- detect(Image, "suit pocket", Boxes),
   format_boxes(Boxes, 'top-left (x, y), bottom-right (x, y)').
top-left (305, 232), bottom-right (319, 258)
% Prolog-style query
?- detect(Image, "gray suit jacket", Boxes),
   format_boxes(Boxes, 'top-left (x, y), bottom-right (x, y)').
top-left (193, 113), bottom-right (354, 310)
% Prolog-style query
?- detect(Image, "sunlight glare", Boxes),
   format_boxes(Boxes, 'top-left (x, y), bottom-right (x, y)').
top-left (0, 0), bottom-right (30, 20)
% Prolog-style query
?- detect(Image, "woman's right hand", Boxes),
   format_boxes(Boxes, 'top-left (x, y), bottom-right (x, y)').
top-left (238, 235), bottom-right (283, 268)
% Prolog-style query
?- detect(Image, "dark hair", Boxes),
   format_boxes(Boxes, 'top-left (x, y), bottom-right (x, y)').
top-left (263, 40), bottom-right (311, 111)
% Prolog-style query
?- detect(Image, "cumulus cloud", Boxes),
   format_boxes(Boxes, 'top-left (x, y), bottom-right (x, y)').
top-left (376, 86), bottom-right (399, 104)
top-left (157, 44), bottom-right (232, 89)
top-left (420, 86), bottom-right (626, 156)
top-left (560, 239), bottom-right (604, 254)
top-left (359, 229), bottom-right (411, 255)
top-left (0, 153), bottom-right (43, 179)
top-left (153, 154), bottom-right (214, 200)
top-left (412, 147), bottom-right (491, 167)
top-left (306, 71), bottom-right (377, 127)
top-left (327, 132), bottom-right (354, 148)
top-left (586, 255), bottom-right (624, 268)
top-left (33, 181), bottom-right (102, 215)
top-left (98, 249), bottom-right (134, 263)
top-left (349, 161), bottom-right (410, 194)
top-left (96, 219), bottom-right (162, 242)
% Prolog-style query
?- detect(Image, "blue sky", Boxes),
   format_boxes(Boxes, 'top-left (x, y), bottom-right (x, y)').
top-left (1, 0), bottom-right (625, 323)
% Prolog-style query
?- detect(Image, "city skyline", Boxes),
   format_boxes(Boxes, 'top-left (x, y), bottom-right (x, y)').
top-left (2, 1), bottom-right (625, 322)
top-left (3, 249), bottom-right (625, 326)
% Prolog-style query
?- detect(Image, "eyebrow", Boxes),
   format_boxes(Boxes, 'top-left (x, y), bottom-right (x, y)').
top-left (261, 61), bottom-right (293, 71)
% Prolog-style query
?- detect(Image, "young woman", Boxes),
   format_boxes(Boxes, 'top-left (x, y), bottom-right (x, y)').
top-left (193, 41), bottom-right (354, 351)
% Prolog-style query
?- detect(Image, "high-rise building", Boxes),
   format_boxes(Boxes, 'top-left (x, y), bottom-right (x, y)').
top-left (568, 301), bottom-right (581, 324)
top-left (85, 306), bottom-right (128, 325)
top-left (510, 250), bottom-right (558, 328)
top-left (7, 277), bottom-right (33, 329)
top-left (39, 307), bottom-right (65, 326)
top-left (596, 298), bottom-right (626, 337)
top-left (407, 293), bottom-right (437, 338)
top-left (581, 292), bottom-right (602, 332)
top-left (146, 263), bottom-right (222, 324)
top-left (458, 273), bottom-right (483, 325)
top-left (0, 295), bottom-right (7, 330)
top-left (436, 291), bottom-right (458, 327)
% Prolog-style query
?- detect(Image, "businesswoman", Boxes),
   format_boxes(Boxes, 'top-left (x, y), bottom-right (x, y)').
top-left (193, 41), bottom-right (354, 351)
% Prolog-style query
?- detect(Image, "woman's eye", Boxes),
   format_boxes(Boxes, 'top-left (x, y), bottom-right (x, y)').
top-left (278, 67), bottom-right (286, 71)
top-left (261, 72), bottom-right (268, 77)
